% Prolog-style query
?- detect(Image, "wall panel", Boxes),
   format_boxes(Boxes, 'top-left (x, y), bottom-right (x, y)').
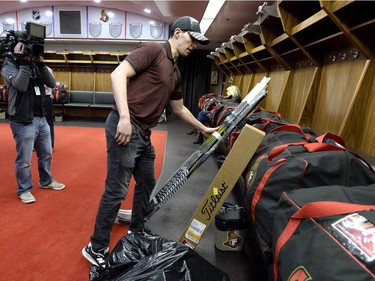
top-left (95, 70), bottom-right (112, 92)
top-left (311, 59), bottom-right (368, 135)
top-left (278, 67), bottom-right (319, 124)
top-left (70, 68), bottom-right (95, 91)
top-left (265, 71), bottom-right (290, 112)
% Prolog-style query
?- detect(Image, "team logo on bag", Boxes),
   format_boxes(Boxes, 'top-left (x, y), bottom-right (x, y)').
top-left (223, 230), bottom-right (243, 248)
top-left (245, 155), bottom-right (265, 191)
top-left (288, 266), bottom-right (312, 281)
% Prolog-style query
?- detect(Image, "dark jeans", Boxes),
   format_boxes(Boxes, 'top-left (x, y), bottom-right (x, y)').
top-left (45, 96), bottom-right (54, 148)
top-left (91, 110), bottom-right (156, 250)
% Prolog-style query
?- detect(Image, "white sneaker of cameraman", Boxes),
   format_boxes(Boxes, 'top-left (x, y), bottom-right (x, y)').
top-left (40, 180), bottom-right (65, 190)
top-left (19, 192), bottom-right (36, 204)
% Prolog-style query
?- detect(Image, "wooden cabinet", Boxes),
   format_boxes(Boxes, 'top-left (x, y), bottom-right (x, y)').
top-left (40, 50), bottom-right (128, 92)
top-left (213, 0), bottom-right (374, 73)
top-left (44, 50), bottom-right (128, 66)
top-left (210, 0), bottom-right (375, 158)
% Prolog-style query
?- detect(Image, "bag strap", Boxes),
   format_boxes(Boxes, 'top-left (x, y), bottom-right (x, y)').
top-left (267, 141), bottom-right (313, 161)
top-left (293, 201), bottom-right (375, 219)
top-left (268, 124), bottom-right (312, 140)
top-left (274, 200), bottom-right (375, 280)
top-left (254, 106), bottom-right (282, 119)
top-left (268, 141), bottom-right (375, 173)
top-left (316, 132), bottom-right (346, 147)
top-left (256, 118), bottom-right (288, 131)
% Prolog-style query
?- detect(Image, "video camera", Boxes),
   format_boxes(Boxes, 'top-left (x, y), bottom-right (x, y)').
top-left (0, 22), bottom-right (45, 58)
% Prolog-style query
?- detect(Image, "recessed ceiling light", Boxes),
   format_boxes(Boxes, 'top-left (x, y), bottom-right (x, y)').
top-left (94, 0), bottom-right (101, 3)
top-left (144, 8), bottom-right (151, 14)
top-left (20, 0), bottom-right (28, 3)
top-left (200, 0), bottom-right (225, 35)
top-left (5, 18), bottom-right (15, 24)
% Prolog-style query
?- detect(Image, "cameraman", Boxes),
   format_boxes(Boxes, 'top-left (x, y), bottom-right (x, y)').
top-left (1, 42), bottom-right (65, 204)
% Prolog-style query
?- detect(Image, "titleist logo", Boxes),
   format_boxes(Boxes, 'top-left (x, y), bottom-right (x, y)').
top-left (200, 181), bottom-right (229, 221)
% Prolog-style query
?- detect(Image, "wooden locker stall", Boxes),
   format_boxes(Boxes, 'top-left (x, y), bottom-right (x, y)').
top-left (277, 67), bottom-right (320, 125)
top-left (264, 70), bottom-right (290, 112)
top-left (239, 73), bottom-right (253, 98)
top-left (51, 66), bottom-right (70, 90)
top-left (310, 59), bottom-right (370, 135)
top-left (70, 67), bottom-right (95, 91)
top-left (95, 69), bottom-right (112, 92)
top-left (215, 0), bottom-right (375, 158)
top-left (223, 74), bottom-right (243, 94)
top-left (341, 60), bottom-right (375, 158)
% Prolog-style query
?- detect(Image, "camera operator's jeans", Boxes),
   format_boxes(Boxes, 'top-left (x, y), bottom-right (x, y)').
top-left (10, 117), bottom-right (53, 195)
top-left (91, 110), bottom-right (156, 250)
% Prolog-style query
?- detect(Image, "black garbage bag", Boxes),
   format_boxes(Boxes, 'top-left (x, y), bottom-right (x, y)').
top-left (89, 233), bottom-right (231, 281)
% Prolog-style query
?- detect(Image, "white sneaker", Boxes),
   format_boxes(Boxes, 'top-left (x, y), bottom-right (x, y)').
top-left (19, 192), bottom-right (36, 203)
top-left (40, 180), bottom-right (65, 190)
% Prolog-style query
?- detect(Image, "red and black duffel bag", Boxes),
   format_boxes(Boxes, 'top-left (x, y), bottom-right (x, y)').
top-left (53, 83), bottom-right (69, 104)
top-left (0, 84), bottom-right (8, 103)
top-left (273, 184), bottom-right (375, 281)
top-left (198, 93), bottom-right (219, 111)
top-left (228, 107), bottom-right (292, 149)
top-left (245, 132), bottom-right (375, 269)
top-left (210, 102), bottom-right (240, 127)
top-left (245, 107), bottom-right (291, 134)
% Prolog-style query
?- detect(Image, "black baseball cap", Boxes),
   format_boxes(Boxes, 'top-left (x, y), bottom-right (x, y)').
top-left (170, 16), bottom-right (209, 45)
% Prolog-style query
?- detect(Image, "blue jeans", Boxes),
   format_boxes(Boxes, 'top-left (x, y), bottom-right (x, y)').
top-left (91, 110), bottom-right (156, 250)
top-left (196, 110), bottom-right (211, 142)
top-left (197, 110), bottom-right (210, 124)
top-left (10, 117), bottom-right (53, 195)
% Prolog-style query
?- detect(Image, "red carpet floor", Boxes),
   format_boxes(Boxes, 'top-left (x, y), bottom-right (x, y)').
top-left (0, 123), bottom-right (167, 281)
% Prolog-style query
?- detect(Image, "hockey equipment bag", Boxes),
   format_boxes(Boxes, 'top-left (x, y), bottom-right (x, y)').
top-left (273, 184), bottom-right (375, 281)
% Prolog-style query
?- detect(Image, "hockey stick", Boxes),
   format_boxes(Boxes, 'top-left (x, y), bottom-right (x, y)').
top-left (116, 76), bottom-right (270, 223)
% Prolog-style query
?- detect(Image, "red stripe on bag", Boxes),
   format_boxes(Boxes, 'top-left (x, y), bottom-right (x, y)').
top-left (251, 159), bottom-right (285, 222)
top-left (268, 141), bottom-right (374, 173)
top-left (293, 201), bottom-right (375, 219)
top-left (274, 217), bottom-right (301, 281)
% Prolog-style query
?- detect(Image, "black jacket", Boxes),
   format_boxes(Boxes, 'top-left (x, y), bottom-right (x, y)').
top-left (1, 57), bottom-right (56, 123)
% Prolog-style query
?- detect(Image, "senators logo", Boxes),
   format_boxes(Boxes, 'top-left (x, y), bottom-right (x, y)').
top-left (245, 155), bottom-right (265, 190)
top-left (100, 9), bottom-right (109, 22)
top-left (288, 266), bottom-right (312, 281)
top-left (223, 230), bottom-right (243, 249)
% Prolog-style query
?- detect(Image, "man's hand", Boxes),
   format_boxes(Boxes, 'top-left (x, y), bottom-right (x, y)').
top-left (14, 42), bottom-right (32, 61)
top-left (115, 119), bottom-right (132, 145)
top-left (202, 126), bottom-right (219, 138)
top-left (13, 42), bottom-right (25, 55)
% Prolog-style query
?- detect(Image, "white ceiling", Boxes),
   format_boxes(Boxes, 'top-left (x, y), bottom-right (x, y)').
top-left (0, 0), bottom-right (269, 51)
